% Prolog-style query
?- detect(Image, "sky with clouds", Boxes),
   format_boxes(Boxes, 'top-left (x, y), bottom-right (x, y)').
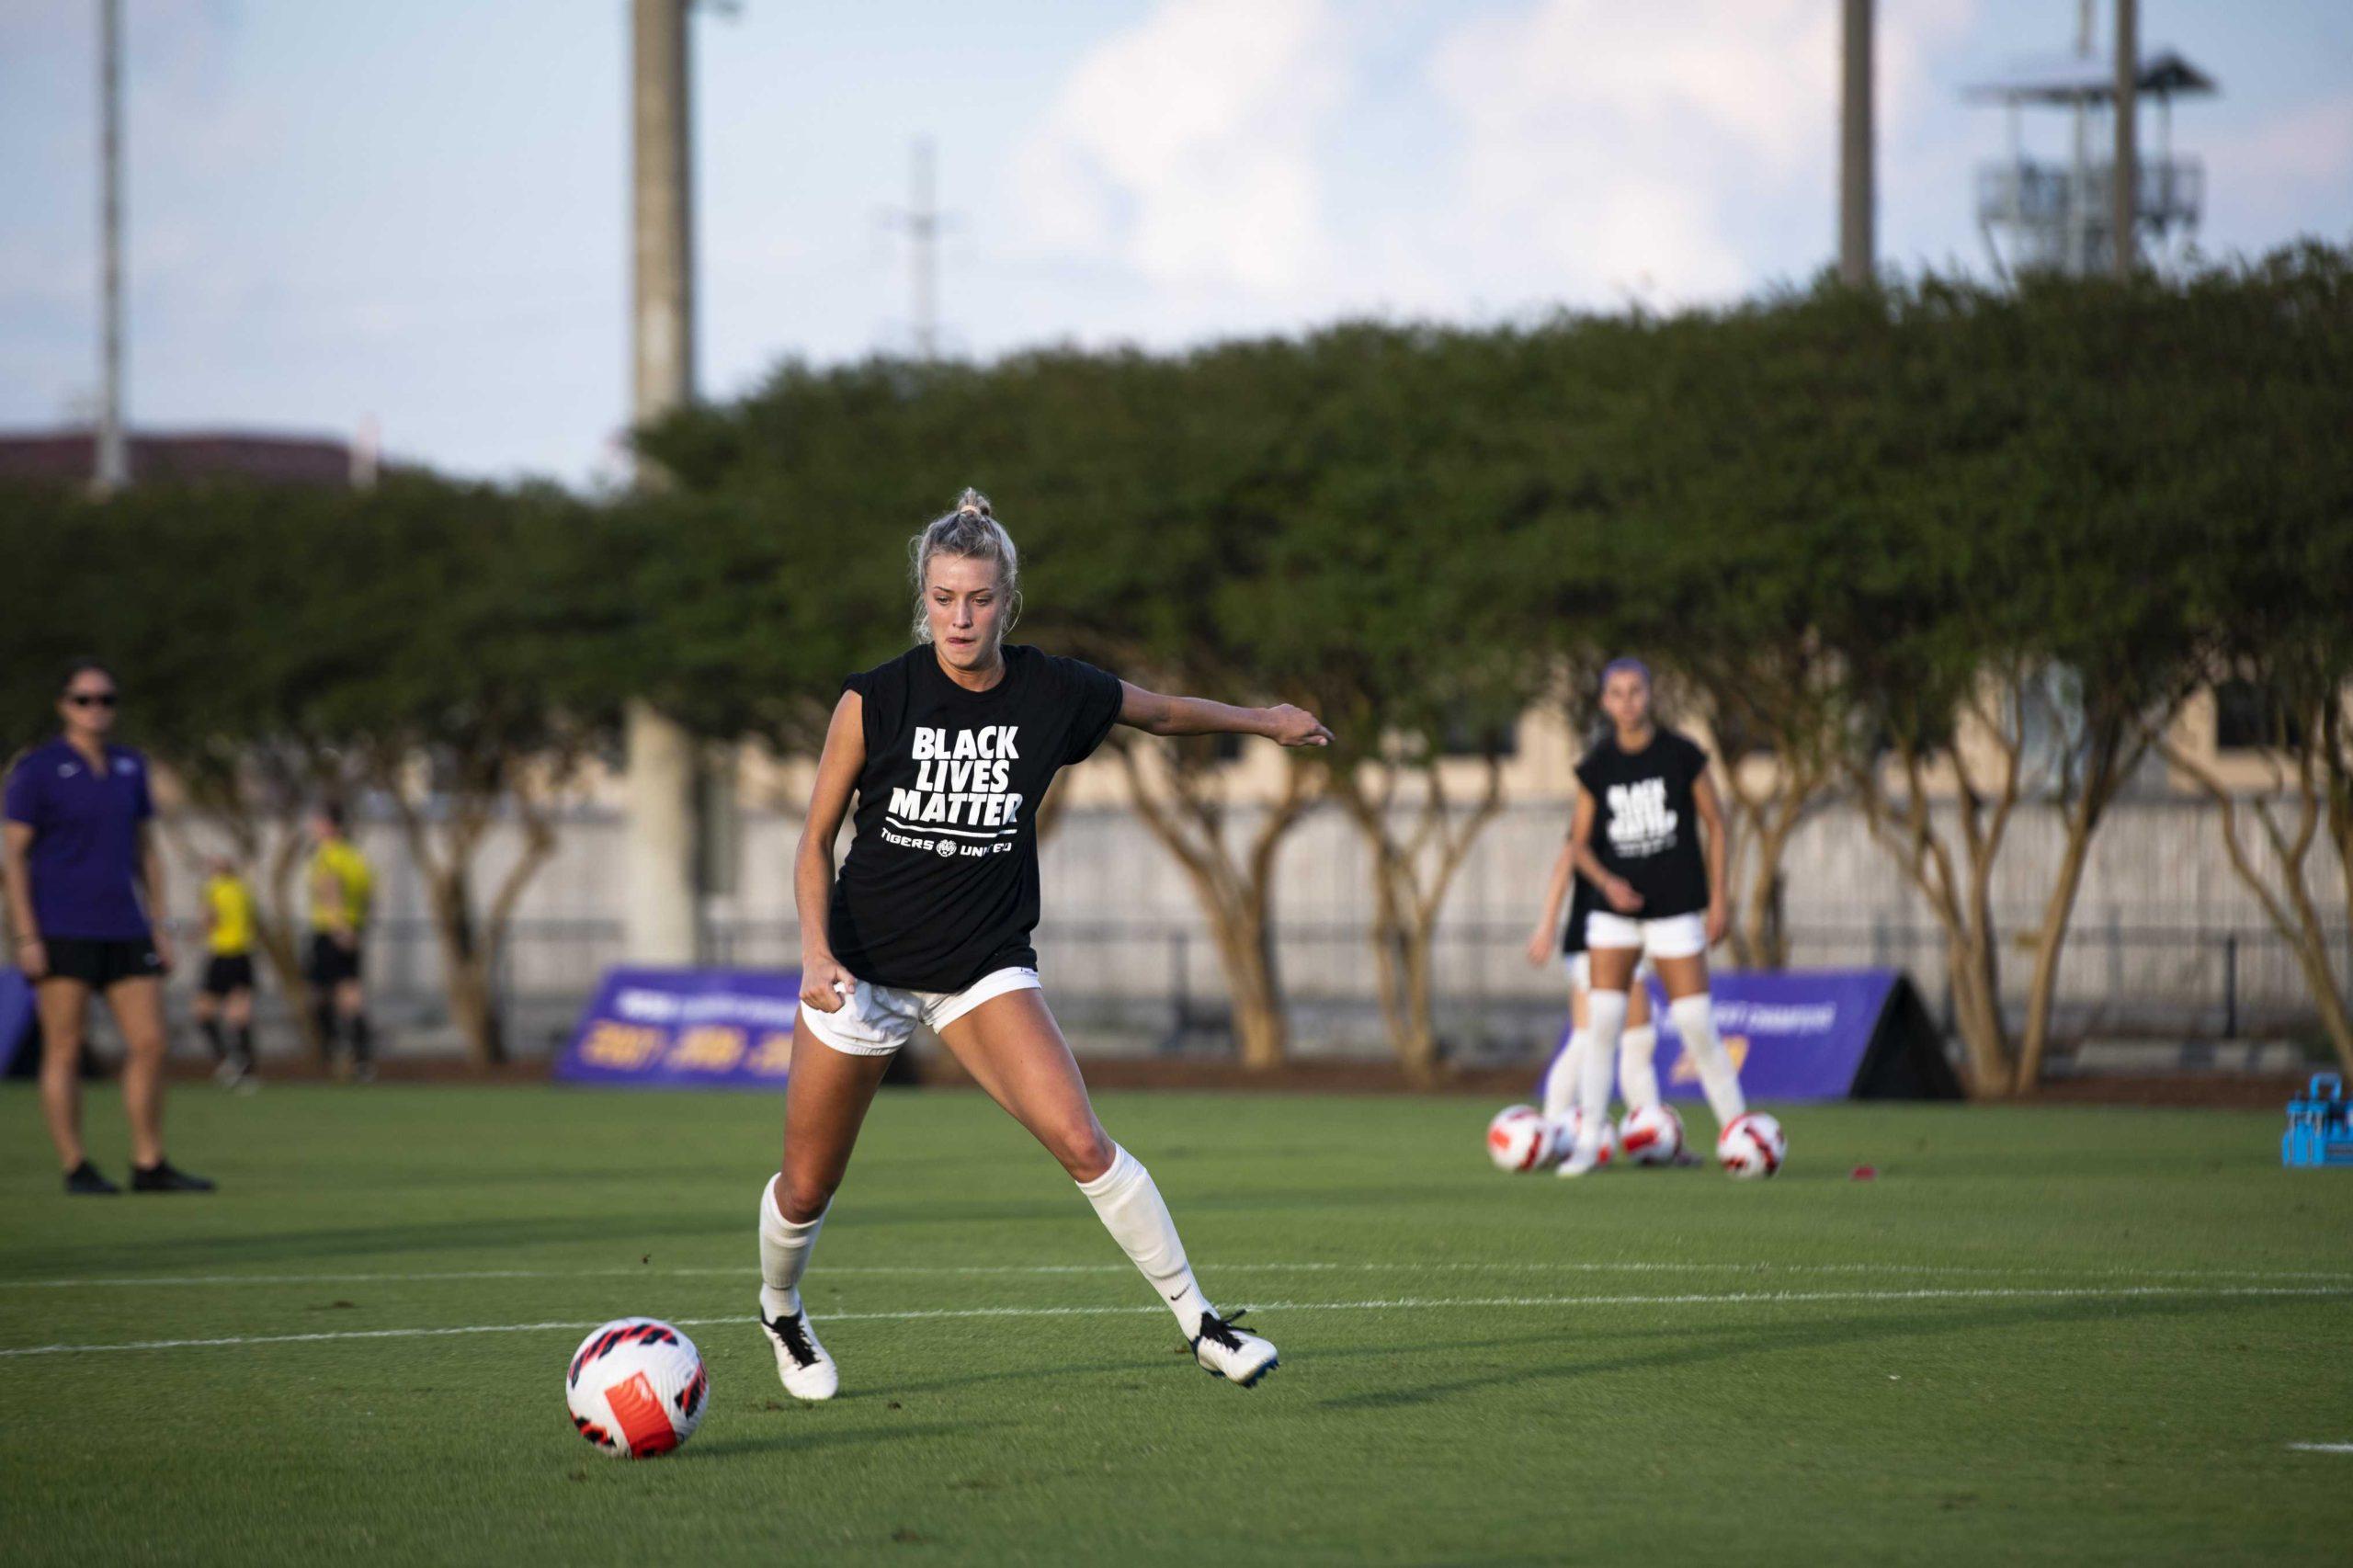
top-left (4, 0), bottom-right (2348, 485)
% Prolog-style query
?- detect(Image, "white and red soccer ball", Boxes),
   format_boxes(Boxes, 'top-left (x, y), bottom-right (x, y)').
top-left (1716, 1112), bottom-right (1788, 1179)
top-left (1487, 1105), bottom-right (1553, 1172)
top-left (1618, 1104), bottom-right (1686, 1166)
top-left (1549, 1108), bottom-right (1618, 1169)
top-left (565, 1317), bottom-right (709, 1459)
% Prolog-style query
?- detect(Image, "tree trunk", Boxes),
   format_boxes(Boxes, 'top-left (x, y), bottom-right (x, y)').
top-left (429, 866), bottom-right (508, 1068)
top-left (2013, 812), bottom-right (2097, 1092)
top-left (1113, 742), bottom-right (1314, 1068)
top-left (1853, 741), bottom-right (2018, 1097)
top-left (2160, 728), bottom-right (2353, 1073)
top-left (1332, 755), bottom-right (1505, 1086)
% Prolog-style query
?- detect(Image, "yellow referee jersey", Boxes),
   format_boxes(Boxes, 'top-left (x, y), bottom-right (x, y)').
top-left (204, 873), bottom-right (255, 957)
top-left (310, 840), bottom-right (374, 931)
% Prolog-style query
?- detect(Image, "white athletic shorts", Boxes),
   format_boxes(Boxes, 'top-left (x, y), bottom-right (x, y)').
top-left (796, 966), bottom-right (1041, 1057)
top-left (1584, 910), bottom-right (1709, 961)
top-left (1563, 950), bottom-right (1656, 992)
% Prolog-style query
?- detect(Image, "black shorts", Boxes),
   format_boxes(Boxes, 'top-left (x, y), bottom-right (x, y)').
top-left (43, 937), bottom-right (165, 990)
top-left (307, 933), bottom-right (364, 986)
top-left (201, 954), bottom-right (256, 996)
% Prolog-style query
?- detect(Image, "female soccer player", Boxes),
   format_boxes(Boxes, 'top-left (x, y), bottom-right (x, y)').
top-left (3, 660), bottom-right (212, 1194)
top-left (1556, 657), bottom-right (1745, 1176)
top-left (758, 490), bottom-right (1331, 1397)
top-left (1525, 845), bottom-right (1655, 1154)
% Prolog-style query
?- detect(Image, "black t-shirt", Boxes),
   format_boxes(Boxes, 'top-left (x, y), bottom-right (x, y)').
top-left (1574, 727), bottom-right (1711, 920)
top-left (827, 644), bottom-right (1124, 993)
top-left (1560, 873), bottom-right (1598, 957)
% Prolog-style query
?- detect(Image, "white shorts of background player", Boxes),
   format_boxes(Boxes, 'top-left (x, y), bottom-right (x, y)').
top-left (1563, 949), bottom-right (1657, 993)
top-left (1583, 910), bottom-right (1708, 961)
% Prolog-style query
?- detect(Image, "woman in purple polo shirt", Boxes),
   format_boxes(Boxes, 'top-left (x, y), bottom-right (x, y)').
top-left (4, 660), bottom-right (212, 1195)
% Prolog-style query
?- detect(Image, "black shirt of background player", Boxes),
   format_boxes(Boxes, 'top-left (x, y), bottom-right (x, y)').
top-left (1561, 873), bottom-right (1612, 957)
top-left (1574, 728), bottom-right (1711, 921)
top-left (829, 644), bottom-right (1123, 994)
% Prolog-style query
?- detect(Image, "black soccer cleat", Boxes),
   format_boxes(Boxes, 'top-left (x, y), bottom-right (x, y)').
top-left (64, 1160), bottom-right (120, 1196)
top-left (131, 1160), bottom-right (216, 1193)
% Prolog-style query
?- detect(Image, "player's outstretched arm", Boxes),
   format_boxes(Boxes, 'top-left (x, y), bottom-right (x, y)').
top-left (1527, 839), bottom-right (1575, 966)
top-left (1692, 768), bottom-right (1730, 945)
top-left (1115, 681), bottom-right (1332, 747)
top-left (794, 692), bottom-right (865, 1014)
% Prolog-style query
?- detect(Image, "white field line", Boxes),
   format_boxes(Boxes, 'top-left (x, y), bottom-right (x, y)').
top-left (5, 1259), bottom-right (2351, 1290)
top-left (2287, 1442), bottom-right (2353, 1454)
top-left (3, 1283), bottom-right (2348, 1359)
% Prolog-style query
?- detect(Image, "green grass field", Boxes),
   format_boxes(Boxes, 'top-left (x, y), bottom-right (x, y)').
top-left (4, 1083), bottom-right (2350, 1565)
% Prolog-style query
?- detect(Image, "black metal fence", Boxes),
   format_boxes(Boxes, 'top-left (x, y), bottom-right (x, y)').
top-left (203, 914), bottom-right (2348, 1065)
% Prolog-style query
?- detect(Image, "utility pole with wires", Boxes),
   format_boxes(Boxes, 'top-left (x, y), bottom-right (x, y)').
top-left (881, 137), bottom-right (954, 359)
top-left (95, 0), bottom-right (128, 494)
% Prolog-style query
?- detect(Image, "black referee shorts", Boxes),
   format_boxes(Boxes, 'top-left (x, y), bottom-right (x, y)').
top-left (307, 933), bottom-right (364, 987)
top-left (200, 954), bottom-right (256, 996)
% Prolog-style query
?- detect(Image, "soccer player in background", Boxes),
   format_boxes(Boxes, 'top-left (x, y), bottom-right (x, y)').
top-left (1558, 657), bottom-right (1747, 1176)
top-left (193, 855), bottom-right (259, 1087)
top-left (305, 802), bottom-right (376, 1081)
top-left (759, 488), bottom-right (1332, 1399)
top-left (3, 659), bottom-right (213, 1193)
top-left (1526, 838), bottom-right (1656, 1152)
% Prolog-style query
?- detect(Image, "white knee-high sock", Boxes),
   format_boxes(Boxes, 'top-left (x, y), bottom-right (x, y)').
top-left (1579, 990), bottom-right (1630, 1143)
top-left (1078, 1145), bottom-right (1211, 1331)
top-left (757, 1175), bottom-right (825, 1316)
top-left (1541, 1030), bottom-right (1587, 1122)
top-left (1618, 1024), bottom-right (1661, 1114)
top-left (1669, 994), bottom-right (1746, 1127)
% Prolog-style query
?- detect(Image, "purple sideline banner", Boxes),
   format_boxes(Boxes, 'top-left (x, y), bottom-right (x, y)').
top-left (555, 968), bottom-right (801, 1092)
top-left (1, 967), bottom-right (33, 1076)
top-left (1542, 969), bottom-right (1904, 1103)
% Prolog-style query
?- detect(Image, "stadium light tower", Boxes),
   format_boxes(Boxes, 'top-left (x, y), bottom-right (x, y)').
top-left (1966, 1), bottom-right (2214, 278)
top-left (624, 0), bottom-right (707, 967)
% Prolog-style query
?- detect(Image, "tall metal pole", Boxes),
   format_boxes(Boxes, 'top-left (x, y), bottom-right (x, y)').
top-left (625, 0), bottom-right (704, 967)
top-left (2112, 0), bottom-right (2139, 278)
top-left (95, 0), bottom-right (128, 494)
top-left (910, 137), bottom-right (938, 358)
top-left (1838, 0), bottom-right (1874, 288)
top-left (2068, 0), bottom-right (2094, 275)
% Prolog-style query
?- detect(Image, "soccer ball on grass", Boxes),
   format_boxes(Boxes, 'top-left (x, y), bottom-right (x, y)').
top-left (1715, 1113), bottom-right (1788, 1179)
top-left (565, 1317), bottom-right (709, 1459)
top-left (1619, 1104), bottom-right (1686, 1166)
top-left (1486, 1105), bottom-right (1554, 1172)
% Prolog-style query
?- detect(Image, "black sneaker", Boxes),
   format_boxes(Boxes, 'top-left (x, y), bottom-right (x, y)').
top-left (131, 1160), bottom-right (217, 1193)
top-left (64, 1160), bottom-right (120, 1196)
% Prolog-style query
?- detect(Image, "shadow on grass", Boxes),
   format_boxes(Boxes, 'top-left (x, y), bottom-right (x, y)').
top-left (5, 1197), bottom-right (1100, 1277)
top-left (687, 1418), bottom-right (1007, 1460)
top-left (1313, 1290), bottom-right (2325, 1413)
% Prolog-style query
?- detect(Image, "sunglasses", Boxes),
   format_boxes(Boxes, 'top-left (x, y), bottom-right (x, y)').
top-left (65, 692), bottom-right (119, 709)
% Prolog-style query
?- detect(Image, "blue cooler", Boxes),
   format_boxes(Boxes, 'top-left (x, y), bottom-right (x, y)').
top-left (2282, 1074), bottom-right (2353, 1168)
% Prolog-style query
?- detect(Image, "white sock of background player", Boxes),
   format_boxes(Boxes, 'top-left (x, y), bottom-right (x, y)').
top-left (756, 1176), bottom-right (825, 1318)
top-left (1575, 989), bottom-right (1630, 1153)
top-left (1617, 1024), bottom-right (1662, 1114)
top-left (1079, 1145), bottom-right (1212, 1331)
top-left (1670, 994), bottom-right (1747, 1128)
top-left (1541, 1030), bottom-right (1587, 1123)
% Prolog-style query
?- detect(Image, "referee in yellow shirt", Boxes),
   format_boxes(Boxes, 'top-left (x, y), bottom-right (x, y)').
top-left (305, 803), bottom-right (376, 1081)
top-left (194, 855), bottom-right (258, 1087)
